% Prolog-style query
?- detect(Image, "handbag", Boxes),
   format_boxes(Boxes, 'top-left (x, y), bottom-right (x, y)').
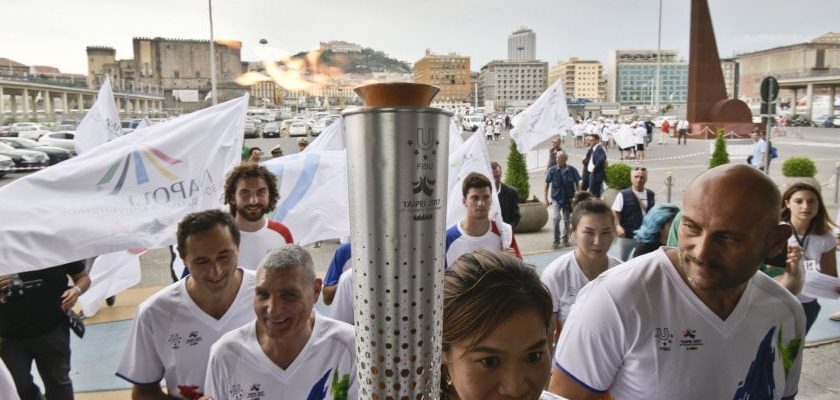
top-left (66, 310), bottom-right (85, 338)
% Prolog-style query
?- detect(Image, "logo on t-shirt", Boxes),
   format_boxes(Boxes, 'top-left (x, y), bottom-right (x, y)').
top-left (679, 328), bottom-right (704, 350)
top-left (655, 328), bottom-right (673, 351)
top-left (186, 330), bottom-right (203, 346)
top-left (247, 383), bottom-right (265, 399)
top-left (228, 383), bottom-right (244, 399)
top-left (168, 333), bottom-right (183, 349)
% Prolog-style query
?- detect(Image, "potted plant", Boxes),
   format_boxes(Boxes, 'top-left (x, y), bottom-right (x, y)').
top-left (709, 131), bottom-right (730, 169)
top-left (505, 141), bottom-right (548, 233)
top-left (781, 156), bottom-right (819, 190)
top-left (603, 162), bottom-right (632, 206)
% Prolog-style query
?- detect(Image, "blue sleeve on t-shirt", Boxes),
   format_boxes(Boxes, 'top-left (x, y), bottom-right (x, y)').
top-left (324, 243), bottom-right (352, 286)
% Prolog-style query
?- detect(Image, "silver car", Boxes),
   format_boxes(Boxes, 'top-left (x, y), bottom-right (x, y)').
top-left (0, 154), bottom-right (13, 178)
top-left (38, 131), bottom-right (77, 154)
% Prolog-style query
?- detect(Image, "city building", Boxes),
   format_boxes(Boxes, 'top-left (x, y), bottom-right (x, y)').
top-left (0, 58), bottom-right (31, 77)
top-left (606, 49), bottom-right (688, 108)
top-left (735, 32), bottom-right (840, 117)
top-left (86, 37), bottom-right (246, 111)
top-left (508, 28), bottom-right (536, 62)
top-left (720, 57), bottom-right (739, 100)
top-left (478, 60), bottom-right (548, 112)
top-left (548, 58), bottom-right (604, 101)
top-left (319, 40), bottom-right (363, 53)
top-left (413, 49), bottom-right (471, 103)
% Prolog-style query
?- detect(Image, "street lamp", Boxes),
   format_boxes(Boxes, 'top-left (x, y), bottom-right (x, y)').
top-left (208, 0), bottom-right (218, 105)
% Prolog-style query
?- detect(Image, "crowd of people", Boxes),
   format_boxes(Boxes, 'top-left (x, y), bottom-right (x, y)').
top-left (2, 119), bottom-right (840, 400)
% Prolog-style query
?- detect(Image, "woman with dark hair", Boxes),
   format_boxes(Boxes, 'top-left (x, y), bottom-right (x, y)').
top-left (540, 192), bottom-right (620, 342)
top-left (782, 182), bottom-right (840, 329)
top-left (442, 250), bottom-right (561, 400)
top-left (632, 203), bottom-right (680, 257)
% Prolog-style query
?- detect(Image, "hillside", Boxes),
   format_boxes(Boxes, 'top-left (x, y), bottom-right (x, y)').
top-left (294, 47), bottom-right (411, 74)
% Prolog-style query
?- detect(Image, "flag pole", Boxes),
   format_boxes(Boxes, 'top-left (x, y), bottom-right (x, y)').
top-left (208, 0), bottom-right (218, 105)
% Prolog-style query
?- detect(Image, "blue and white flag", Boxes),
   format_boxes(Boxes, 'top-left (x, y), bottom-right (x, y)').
top-left (74, 75), bottom-right (123, 154)
top-left (445, 132), bottom-right (503, 228)
top-left (510, 79), bottom-right (574, 153)
top-left (0, 96), bottom-right (247, 273)
top-left (262, 151), bottom-right (349, 246)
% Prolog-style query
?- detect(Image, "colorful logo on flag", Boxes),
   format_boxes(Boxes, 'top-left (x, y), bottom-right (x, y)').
top-left (97, 148), bottom-right (182, 195)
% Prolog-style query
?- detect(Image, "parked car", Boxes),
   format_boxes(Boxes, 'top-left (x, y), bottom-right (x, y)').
top-left (310, 119), bottom-right (326, 136)
top-left (0, 154), bottom-right (13, 178)
top-left (289, 122), bottom-right (309, 137)
top-left (0, 137), bottom-right (72, 165)
top-left (812, 114), bottom-right (834, 127)
top-left (38, 131), bottom-right (76, 154)
top-left (786, 115), bottom-right (812, 127)
top-left (244, 120), bottom-right (261, 138)
top-left (16, 125), bottom-right (52, 140)
top-left (0, 126), bottom-right (12, 137)
top-left (0, 142), bottom-right (50, 170)
top-left (461, 115), bottom-right (484, 132)
top-left (262, 122), bottom-right (280, 138)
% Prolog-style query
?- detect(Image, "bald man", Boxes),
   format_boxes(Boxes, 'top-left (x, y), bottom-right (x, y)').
top-left (549, 164), bottom-right (805, 400)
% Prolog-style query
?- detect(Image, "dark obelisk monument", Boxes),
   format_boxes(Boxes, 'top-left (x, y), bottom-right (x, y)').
top-left (687, 0), bottom-right (754, 138)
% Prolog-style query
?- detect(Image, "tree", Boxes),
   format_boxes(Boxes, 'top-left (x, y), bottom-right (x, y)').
top-left (504, 141), bottom-right (530, 203)
top-left (709, 130), bottom-right (729, 169)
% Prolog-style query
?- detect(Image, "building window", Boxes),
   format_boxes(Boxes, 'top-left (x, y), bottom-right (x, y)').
top-left (174, 71), bottom-right (180, 79)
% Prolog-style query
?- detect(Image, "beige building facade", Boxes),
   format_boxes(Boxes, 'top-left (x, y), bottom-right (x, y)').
top-left (549, 58), bottom-right (604, 101)
top-left (736, 32), bottom-right (840, 117)
top-left (413, 50), bottom-right (471, 103)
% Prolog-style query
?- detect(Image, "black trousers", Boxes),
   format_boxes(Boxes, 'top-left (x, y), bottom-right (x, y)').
top-left (1, 324), bottom-right (74, 400)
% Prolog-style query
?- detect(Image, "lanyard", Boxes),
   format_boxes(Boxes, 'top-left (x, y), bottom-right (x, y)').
top-left (792, 222), bottom-right (812, 249)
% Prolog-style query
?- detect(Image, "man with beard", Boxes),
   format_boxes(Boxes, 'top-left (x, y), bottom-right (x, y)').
top-left (117, 210), bottom-right (256, 400)
top-left (548, 164), bottom-right (804, 400)
top-left (445, 173), bottom-right (521, 268)
top-left (223, 163), bottom-right (293, 270)
top-left (203, 245), bottom-right (357, 399)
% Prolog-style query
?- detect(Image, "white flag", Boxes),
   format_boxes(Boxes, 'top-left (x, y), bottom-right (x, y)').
top-left (136, 116), bottom-right (153, 130)
top-left (510, 79), bottom-right (574, 153)
top-left (262, 151), bottom-right (350, 246)
top-left (0, 96), bottom-right (247, 273)
top-left (449, 118), bottom-right (464, 155)
top-left (78, 250), bottom-right (142, 316)
top-left (445, 132), bottom-right (502, 227)
top-left (304, 118), bottom-right (345, 152)
top-left (74, 75), bottom-right (122, 154)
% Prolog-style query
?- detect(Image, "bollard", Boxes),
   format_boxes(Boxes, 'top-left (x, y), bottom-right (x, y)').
top-left (666, 171), bottom-right (673, 203)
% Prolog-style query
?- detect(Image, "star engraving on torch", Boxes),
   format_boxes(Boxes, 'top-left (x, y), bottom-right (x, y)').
top-left (412, 177), bottom-right (436, 196)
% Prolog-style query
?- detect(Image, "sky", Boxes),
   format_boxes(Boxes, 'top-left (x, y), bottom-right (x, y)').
top-left (1, 0), bottom-right (837, 74)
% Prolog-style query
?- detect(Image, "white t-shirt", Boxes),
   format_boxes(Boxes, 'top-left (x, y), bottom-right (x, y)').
top-left (0, 359), bottom-right (19, 400)
top-left (751, 139), bottom-right (767, 167)
top-left (540, 251), bottom-right (622, 323)
top-left (611, 189), bottom-right (650, 217)
top-left (116, 269), bottom-right (257, 399)
top-left (789, 232), bottom-right (837, 302)
top-left (238, 219), bottom-right (294, 270)
top-left (554, 248), bottom-right (805, 399)
top-left (331, 268), bottom-right (355, 325)
top-left (445, 221), bottom-right (505, 267)
top-left (204, 313), bottom-right (357, 400)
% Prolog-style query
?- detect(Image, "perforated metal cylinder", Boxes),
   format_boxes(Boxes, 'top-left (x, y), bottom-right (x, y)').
top-left (343, 107), bottom-right (450, 399)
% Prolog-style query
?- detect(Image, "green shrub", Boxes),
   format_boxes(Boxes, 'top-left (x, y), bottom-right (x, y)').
top-left (605, 163), bottom-right (632, 190)
top-left (709, 132), bottom-right (730, 169)
top-left (504, 141), bottom-right (530, 203)
top-left (781, 157), bottom-right (816, 177)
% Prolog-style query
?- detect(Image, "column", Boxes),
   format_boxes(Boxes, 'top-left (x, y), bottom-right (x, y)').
top-left (0, 86), bottom-right (4, 119)
top-left (805, 83), bottom-right (814, 119)
top-left (135, 98), bottom-right (141, 115)
top-left (78, 93), bottom-right (84, 112)
top-left (22, 88), bottom-right (30, 120)
top-left (830, 86), bottom-right (837, 116)
top-left (144, 99), bottom-right (149, 113)
top-left (62, 92), bottom-right (68, 114)
top-left (10, 94), bottom-right (18, 118)
top-left (44, 90), bottom-right (53, 117)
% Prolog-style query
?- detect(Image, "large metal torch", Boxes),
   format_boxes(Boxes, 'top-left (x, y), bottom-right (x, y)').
top-left (342, 83), bottom-right (450, 399)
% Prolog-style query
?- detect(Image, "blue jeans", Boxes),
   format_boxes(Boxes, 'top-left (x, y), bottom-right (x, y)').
top-left (552, 202), bottom-right (571, 243)
top-left (0, 324), bottom-right (73, 400)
